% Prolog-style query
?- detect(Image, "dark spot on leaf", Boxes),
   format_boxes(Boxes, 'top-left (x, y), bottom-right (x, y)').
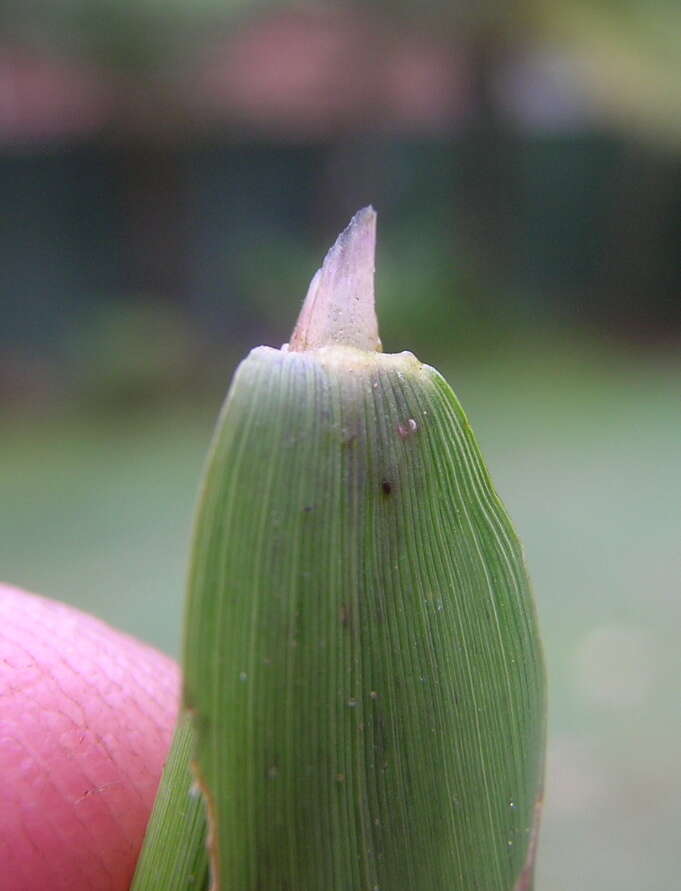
top-left (397, 418), bottom-right (418, 439)
top-left (382, 480), bottom-right (392, 495)
top-left (340, 603), bottom-right (352, 628)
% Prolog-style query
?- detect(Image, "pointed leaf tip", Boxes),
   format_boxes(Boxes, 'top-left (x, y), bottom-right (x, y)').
top-left (289, 206), bottom-right (381, 353)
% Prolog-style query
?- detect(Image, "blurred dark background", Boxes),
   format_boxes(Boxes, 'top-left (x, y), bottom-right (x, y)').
top-left (1, 2), bottom-right (680, 889)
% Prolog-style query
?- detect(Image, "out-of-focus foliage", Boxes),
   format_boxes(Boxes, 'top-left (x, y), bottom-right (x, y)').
top-left (2, 0), bottom-right (680, 144)
top-left (535, 0), bottom-right (681, 145)
top-left (0, 0), bottom-right (253, 68)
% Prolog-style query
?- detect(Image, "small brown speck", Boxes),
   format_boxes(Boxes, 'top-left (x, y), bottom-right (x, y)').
top-left (381, 480), bottom-right (392, 495)
top-left (340, 603), bottom-right (352, 627)
top-left (397, 418), bottom-right (418, 439)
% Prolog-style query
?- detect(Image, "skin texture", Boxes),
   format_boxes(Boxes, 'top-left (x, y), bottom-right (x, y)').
top-left (0, 583), bottom-right (179, 891)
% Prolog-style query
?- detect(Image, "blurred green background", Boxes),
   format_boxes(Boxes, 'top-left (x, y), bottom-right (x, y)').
top-left (1, 2), bottom-right (680, 889)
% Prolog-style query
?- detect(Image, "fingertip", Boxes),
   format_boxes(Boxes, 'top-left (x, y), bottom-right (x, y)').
top-left (0, 583), bottom-right (180, 890)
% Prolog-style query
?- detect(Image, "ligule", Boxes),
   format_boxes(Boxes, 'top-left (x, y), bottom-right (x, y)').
top-left (132, 209), bottom-right (545, 891)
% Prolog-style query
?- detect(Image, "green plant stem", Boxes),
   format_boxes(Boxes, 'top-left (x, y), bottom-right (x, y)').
top-left (131, 714), bottom-right (209, 890)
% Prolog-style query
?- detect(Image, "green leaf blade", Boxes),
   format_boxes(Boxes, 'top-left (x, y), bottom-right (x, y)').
top-left (183, 345), bottom-right (545, 890)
